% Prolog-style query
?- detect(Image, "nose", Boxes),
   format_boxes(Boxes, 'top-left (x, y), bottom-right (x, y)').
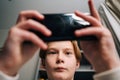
top-left (56, 52), bottom-right (64, 64)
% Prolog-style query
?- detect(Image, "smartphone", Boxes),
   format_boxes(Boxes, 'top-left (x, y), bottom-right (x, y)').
top-left (30, 14), bottom-right (97, 42)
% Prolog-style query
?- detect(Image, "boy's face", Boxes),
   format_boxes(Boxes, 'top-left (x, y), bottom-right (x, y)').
top-left (44, 41), bottom-right (80, 80)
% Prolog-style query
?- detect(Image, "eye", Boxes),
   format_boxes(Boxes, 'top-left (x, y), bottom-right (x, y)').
top-left (47, 51), bottom-right (57, 54)
top-left (65, 52), bottom-right (72, 55)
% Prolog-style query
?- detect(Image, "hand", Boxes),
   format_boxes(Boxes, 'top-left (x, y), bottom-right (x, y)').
top-left (0, 10), bottom-right (51, 76)
top-left (74, 0), bottom-right (120, 73)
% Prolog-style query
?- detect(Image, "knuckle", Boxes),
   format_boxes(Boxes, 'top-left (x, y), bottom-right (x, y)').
top-left (27, 32), bottom-right (36, 40)
top-left (32, 10), bottom-right (39, 14)
top-left (19, 11), bottom-right (26, 16)
top-left (101, 28), bottom-right (112, 37)
top-left (26, 19), bottom-right (34, 25)
top-left (8, 27), bottom-right (18, 36)
top-left (30, 10), bottom-right (40, 15)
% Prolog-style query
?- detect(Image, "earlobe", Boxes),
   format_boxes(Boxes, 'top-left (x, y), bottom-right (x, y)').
top-left (76, 62), bottom-right (80, 69)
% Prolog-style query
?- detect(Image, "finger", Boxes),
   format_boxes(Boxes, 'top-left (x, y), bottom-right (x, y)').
top-left (14, 28), bottom-right (48, 50)
top-left (88, 0), bottom-right (101, 21)
top-left (75, 10), bottom-right (102, 26)
top-left (17, 19), bottom-right (52, 37)
top-left (75, 27), bottom-right (106, 39)
top-left (17, 10), bottom-right (44, 23)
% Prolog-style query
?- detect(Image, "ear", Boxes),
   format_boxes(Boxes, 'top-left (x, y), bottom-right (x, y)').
top-left (76, 61), bottom-right (80, 70)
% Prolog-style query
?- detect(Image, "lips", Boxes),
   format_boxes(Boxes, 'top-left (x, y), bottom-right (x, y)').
top-left (55, 67), bottom-right (67, 72)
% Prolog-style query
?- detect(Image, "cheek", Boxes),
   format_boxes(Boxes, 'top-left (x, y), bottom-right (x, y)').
top-left (45, 56), bottom-right (56, 69)
top-left (66, 57), bottom-right (79, 69)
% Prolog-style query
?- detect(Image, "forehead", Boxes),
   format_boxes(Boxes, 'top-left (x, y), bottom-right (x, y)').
top-left (47, 41), bottom-right (74, 49)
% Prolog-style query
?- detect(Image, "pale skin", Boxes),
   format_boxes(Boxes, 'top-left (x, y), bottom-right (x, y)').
top-left (0, 0), bottom-right (120, 78)
top-left (44, 41), bottom-right (79, 80)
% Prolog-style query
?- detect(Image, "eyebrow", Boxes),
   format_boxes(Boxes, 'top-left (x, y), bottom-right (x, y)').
top-left (64, 48), bottom-right (74, 50)
top-left (46, 48), bottom-right (57, 52)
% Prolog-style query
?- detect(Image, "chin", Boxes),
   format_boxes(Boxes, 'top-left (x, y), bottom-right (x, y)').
top-left (50, 73), bottom-right (71, 80)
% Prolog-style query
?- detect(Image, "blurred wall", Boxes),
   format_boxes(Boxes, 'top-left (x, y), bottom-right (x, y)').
top-left (0, 0), bottom-right (104, 29)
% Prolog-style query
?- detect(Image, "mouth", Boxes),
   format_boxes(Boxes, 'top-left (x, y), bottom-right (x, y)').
top-left (55, 67), bottom-right (67, 72)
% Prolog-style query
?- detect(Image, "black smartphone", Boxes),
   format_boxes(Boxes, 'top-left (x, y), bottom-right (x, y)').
top-left (30, 14), bottom-right (97, 42)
